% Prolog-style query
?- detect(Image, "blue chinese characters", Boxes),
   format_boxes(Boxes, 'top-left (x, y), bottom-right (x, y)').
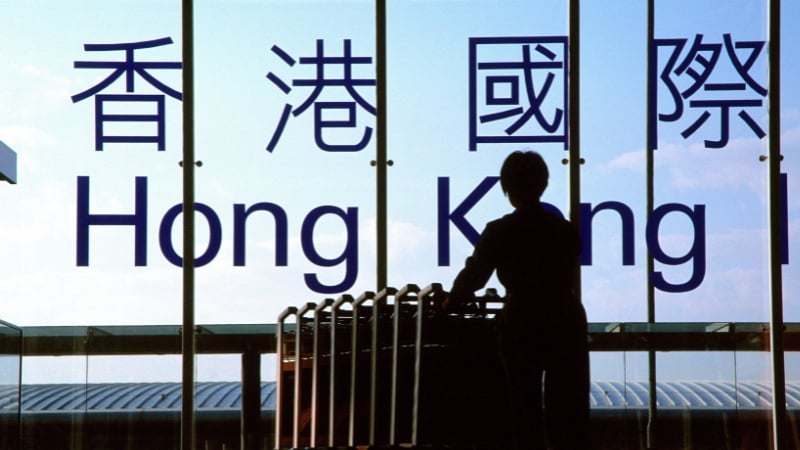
top-left (469, 36), bottom-right (568, 151)
top-left (651, 33), bottom-right (767, 149)
top-left (72, 37), bottom-right (182, 151)
top-left (266, 39), bottom-right (376, 152)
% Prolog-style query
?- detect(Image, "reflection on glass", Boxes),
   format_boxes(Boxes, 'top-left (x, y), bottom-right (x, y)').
top-left (590, 352), bottom-right (631, 448)
top-left (651, 0), bottom-right (770, 324)
top-left (0, 322), bottom-right (21, 450)
top-left (385, 1), bottom-right (569, 293)
top-left (19, 353), bottom-right (86, 449)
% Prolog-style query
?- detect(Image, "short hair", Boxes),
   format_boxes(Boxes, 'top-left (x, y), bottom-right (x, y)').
top-left (499, 150), bottom-right (549, 201)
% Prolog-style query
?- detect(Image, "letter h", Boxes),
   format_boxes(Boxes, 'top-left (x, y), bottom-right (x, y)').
top-left (76, 176), bottom-right (148, 266)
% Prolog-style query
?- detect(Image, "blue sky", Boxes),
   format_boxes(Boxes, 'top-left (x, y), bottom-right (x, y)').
top-left (1, 0), bottom-right (799, 382)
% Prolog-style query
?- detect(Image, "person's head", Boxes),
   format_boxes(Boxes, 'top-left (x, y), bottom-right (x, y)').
top-left (500, 150), bottom-right (549, 207)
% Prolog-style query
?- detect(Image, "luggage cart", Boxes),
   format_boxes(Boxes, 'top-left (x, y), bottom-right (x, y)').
top-left (327, 294), bottom-right (355, 448)
top-left (275, 302), bottom-right (316, 449)
top-left (276, 284), bottom-right (508, 450)
top-left (348, 290), bottom-right (376, 447)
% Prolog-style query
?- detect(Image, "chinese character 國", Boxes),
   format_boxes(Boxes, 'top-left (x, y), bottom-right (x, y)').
top-left (469, 36), bottom-right (568, 151)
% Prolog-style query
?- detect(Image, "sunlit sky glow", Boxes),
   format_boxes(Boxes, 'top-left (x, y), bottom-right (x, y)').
top-left (0, 0), bottom-right (798, 382)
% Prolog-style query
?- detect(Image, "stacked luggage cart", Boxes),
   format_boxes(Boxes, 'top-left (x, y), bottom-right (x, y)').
top-left (275, 283), bottom-right (509, 450)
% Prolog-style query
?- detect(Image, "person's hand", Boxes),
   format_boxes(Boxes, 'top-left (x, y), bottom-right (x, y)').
top-left (443, 294), bottom-right (473, 313)
top-left (442, 295), bottom-right (457, 312)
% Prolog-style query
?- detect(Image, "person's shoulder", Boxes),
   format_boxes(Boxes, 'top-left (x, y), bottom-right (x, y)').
top-left (538, 207), bottom-right (571, 226)
top-left (550, 211), bottom-right (578, 233)
top-left (486, 209), bottom-right (525, 228)
top-left (484, 214), bottom-right (513, 233)
top-left (537, 207), bottom-right (580, 237)
top-left (546, 211), bottom-right (582, 251)
top-left (553, 212), bottom-right (577, 231)
top-left (476, 212), bottom-right (520, 241)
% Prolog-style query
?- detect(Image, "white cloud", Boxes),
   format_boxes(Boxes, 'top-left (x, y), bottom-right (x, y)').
top-left (3, 64), bottom-right (74, 119)
top-left (628, 138), bottom-right (764, 192)
top-left (0, 125), bottom-right (58, 176)
top-left (0, 267), bottom-right (181, 326)
top-left (784, 122), bottom-right (800, 150)
top-left (605, 123), bottom-right (800, 197)
top-left (0, 125), bottom-right (56, 151)
top-left (360, 216), bottom-right (437, 263)
top-left (582, 265), bottom-right (649, 322)
top-left (387, 219), bottom-right (437, 262)
top-left (581, 214), bottom-right (800, 324)
top-left (783, 107), bottom-right (800, 125)
top-left (606, 149), bottom-right (645, 172)
top-left (0, 179), bottom-right (72, 244)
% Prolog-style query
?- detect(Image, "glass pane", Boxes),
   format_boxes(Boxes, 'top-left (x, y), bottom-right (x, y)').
top-left (0, 2), bottom-right (796, 450)
top-left (590, 350), bottom-right (630, 448)
top-left (385, 2), bottom-right (572, 448)
top-left (735, 350), bottom-right (774, 447)
top-left (21, 354), bottom-right (88, 450)
top-left (86, 353), bottom-right (182, 450)
top-left (385, 0), bottom-right (569, 301)
top-left (650, 2), bottom-right (772, 446)
top-left (781, 1), bottom-right (800, 326)
top-left (581, 0), bottom-right (649, 322)
top-left (651, 1), bottom-right (769, 322)
top-left (0, 321), bottom-right (21, 450)
top-left (658, 351), bottom-right (738, 448)
top-left (194, 0), bottom-right (377, 325)
top-left (0, 2), bottom-right (183, 326)
top-left (623, 351), bottom-right (651, 449)
top-left (786, 350), bottom-right (800, 449)
top-left (196, 354), bottom-right (247, 450)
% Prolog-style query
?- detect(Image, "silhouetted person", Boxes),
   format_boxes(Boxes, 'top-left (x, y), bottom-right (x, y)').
top-left (448, 150), bottom-right (589, 450)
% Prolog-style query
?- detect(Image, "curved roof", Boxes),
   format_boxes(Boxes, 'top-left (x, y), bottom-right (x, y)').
top-left (1, 382), bottom-right (276, 412)
top-left (590, 381), bottom-right (786, 409)
top-left (2, 381), bottom-right (798, 412)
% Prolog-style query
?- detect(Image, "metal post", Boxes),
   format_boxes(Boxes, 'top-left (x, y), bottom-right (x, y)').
top-left (330, 294), bottom-right (354, 447)
top-left (349, 291), bottom-right (375, 446)
top-left (293, 303), bottom-right (316, 448)
top-left (375, 0), bottom-right (388, 292)
top-left (390, 284), bottom-right (419, 445)
top-left (275, 307), bottom-right (298, 450)
top-left (16, 324), bottom-right (22, 450)
top-left (369, 287), bottom-right (396, 446)
top-left (241, 349), bottom-right (261, 450)
top-left (181, 2), bottom-right (196, 450)
top-left (568, 0), bottom-right (581, 289)
top-left (645, 1), bottom-right (658, 448)
top-left (310, 299), bottom-right (333, 448)
top-left (767, 0), bottom-right (787, 448)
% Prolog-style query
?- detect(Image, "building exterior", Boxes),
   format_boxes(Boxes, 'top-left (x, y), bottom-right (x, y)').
top-left (0, 1), bottom-right (798, 449)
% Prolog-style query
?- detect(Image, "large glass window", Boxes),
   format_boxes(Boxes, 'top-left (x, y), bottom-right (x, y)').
top-left (0, 1), bottom-right (183, 327)
top-left (650, 1), bottom-right (770, 323)
top-left (193, 1), bottom-right (377, 324)
top-left (0, 1), bottom-right (798, 449)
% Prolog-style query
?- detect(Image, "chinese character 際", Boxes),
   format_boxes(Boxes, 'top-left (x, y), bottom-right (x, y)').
top-left (651, 33), bottom-right (767, 149)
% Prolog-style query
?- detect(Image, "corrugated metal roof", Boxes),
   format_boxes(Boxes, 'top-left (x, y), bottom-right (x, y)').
top-left (0, 382), bottom-right (276, 412)
top-left (589, 381), bottom-right (779, 408)
top-left (1, 381), bottom-right (796, 412)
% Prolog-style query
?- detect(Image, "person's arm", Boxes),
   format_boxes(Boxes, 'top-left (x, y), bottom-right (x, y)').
top-left (447, 222), bottom-right (499, 309)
